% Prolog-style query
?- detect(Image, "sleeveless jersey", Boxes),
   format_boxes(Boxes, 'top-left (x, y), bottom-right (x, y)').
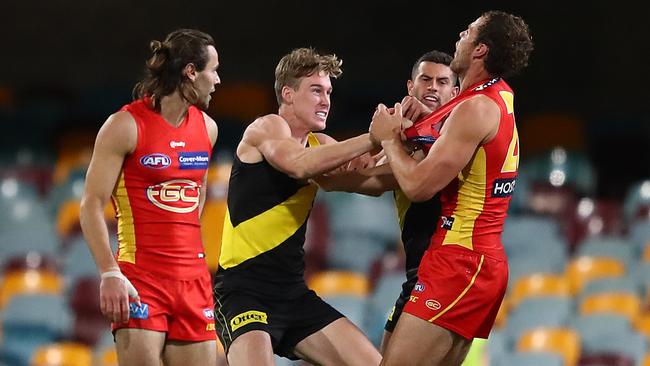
top-left (394, 190), bottom-right (441, 273)
top-left (406, 78), bottom-right (519, 260)
top-left (112, 99), bottom-right (212, 279)
top-left (216, 133), bottom-right (320, 299)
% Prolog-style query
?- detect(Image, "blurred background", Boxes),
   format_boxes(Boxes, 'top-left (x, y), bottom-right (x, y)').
top-left (1, 1), bottom-right (649, 365)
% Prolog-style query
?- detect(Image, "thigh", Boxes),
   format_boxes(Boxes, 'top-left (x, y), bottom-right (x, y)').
top-left (115, 328), bottom-right (165, 366)
top-left (294, 317), bottom-right (381, 366)
top-left (381, 312), bottom-right (471, 366)
top-left (163, 340), bottom-right (218, 366)
top-left (275, 290), bottom-right (344, 359)
top-left (167, 272), bottom-right (217, 342)
top-left (227, 330), bottom-right (275, 366)
top-left (213, 289), bottom-right (277, 356)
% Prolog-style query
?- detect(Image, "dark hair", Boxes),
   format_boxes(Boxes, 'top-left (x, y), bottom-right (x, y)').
top-left (274, 48), bottom-right (343, 106)
top-left (133, 29), bottom-right (215, 109)
top-left (474, 11), bottom-right (534, 78)
top-left (410, 50), bottom-right (454, 79)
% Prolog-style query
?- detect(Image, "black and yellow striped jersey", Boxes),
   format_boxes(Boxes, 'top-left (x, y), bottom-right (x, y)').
top-left (215, 134), bottom-right (320, 299)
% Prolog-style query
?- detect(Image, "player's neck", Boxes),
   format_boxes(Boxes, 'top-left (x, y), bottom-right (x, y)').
top-left (159, 93), bottom-right (191, 127)
top-left (459, 65), bottom-right (492, 92)
top-left (278, 105), bottom-right (310, 145)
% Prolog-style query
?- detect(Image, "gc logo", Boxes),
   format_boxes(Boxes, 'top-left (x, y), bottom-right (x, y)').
top-left (146, 179), bottom-right (200, 213)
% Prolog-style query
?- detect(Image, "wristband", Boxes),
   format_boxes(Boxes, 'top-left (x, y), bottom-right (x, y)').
top-left (101, 270), bottom-right (140, 299)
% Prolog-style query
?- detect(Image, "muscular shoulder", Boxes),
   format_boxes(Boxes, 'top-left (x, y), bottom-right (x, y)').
top-left (97, 111), bottom-right (137, 155)
top-left (237, 114), bottom-right (290, 162)
top-left (244, 114), bottom-right (291, 143)
top-left (443, 95), bottom-right (500, 142)
top-left (201, 111), bottom-right (218, 146)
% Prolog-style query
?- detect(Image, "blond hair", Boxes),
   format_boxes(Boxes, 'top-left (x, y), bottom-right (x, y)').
top-left (274, 48), bottom-right (342, 105)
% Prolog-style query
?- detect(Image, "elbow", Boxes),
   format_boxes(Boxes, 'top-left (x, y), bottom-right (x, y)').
top-left (287, 170), bottom-right (310, 180)
top-left (286, 165), bottom-right (313, 180)
top-left (403, 183), bottom-right (436, 202)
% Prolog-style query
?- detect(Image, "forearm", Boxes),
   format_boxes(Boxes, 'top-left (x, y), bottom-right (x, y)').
top-left (292, 134), bottom-right (375, 179)
top-left (316, 163), bottom-right (397, 196)
top-left (80, 197), bottom-right (119, 274)
top-left (382, 138), bottom-right (427, 201)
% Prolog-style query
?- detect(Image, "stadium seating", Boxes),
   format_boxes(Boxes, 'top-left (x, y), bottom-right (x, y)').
top-left (516, 327), bottom-right (580, 366)
top-left (579, 293), bottom-right (641, 323)
top-left (566, 256), bottom-right (625, 294)
top-left (31, 342), bottom-right (92, 366)
top-left (508, 273), bottom-right (571, 310)
top-left (0, 270), bottom-right (63, 308)
top-left (308, 270), bottom-right (369, 297)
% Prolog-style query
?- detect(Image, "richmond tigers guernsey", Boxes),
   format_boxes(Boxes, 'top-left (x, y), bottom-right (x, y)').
top-left (407, 78), bottom-right (519, 260)
top-left (112, 99), bottom-right (212, 279)
top-left (216, 134), bottom-right (320, 299)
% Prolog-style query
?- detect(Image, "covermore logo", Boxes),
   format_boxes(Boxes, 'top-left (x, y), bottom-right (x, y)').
top-left (146, 179), bottom-right (200, 213)
top-left (230, 310), bottom-right (268, 332)
top-left (140, 153), bottom-right (171, 169)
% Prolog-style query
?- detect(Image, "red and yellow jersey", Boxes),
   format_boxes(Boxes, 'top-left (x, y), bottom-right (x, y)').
top-left (112, 99), bottom-right (212, 279)
top-left (410, 78), bottom-right (519, 260)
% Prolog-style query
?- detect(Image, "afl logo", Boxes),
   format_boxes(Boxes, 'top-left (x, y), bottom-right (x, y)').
top-left (425, 299), bottom-right (441, 310)
top-left (140, 153), bottom-right (171, 169)
top-left (146, 179), bottom-right (200, 213)
top-left (203, 309), bottom-right (215, 319)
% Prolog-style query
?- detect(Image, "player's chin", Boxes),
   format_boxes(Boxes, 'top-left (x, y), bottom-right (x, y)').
top-left (424, 102), bottom-right (440, 110)
top-left (311, 119), bottom-right (327, 131)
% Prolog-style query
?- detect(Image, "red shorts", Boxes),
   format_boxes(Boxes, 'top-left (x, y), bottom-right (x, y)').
top-left (112, 263), bottom-right (217, 342)
top-left (403, 245), bottom-right (508, 339)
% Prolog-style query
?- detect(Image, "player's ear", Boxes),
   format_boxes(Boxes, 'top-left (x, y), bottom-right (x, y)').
top-left (281, 85), bottom-right (293, 104)
top-left (184, 63), bottom-right (197, 81)
top-left (407, 80), bottom-right (414, 96)
top-left (474, 43), bottom-right (488, 59)
top-left (451, 86), bottom-right (460, 98)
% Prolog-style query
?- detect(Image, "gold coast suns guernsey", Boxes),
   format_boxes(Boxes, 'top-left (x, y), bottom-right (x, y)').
top-left (216, 134), bottom-right (320, 299)
top-left (112, 99), bottom-right (212, 279)
top-left (409, 78), bottom-right (519, 260)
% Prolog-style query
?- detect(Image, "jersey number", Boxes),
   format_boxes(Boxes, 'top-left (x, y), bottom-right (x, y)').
top-left (501, 125), bottom-right (519, 173)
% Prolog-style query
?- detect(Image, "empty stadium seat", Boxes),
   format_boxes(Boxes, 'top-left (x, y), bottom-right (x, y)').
top-left (31, 342), bottom-right (92, 366)
top-left (567, 256), bottom-right (625, 294)
top-left (0, 270), bottom-right (63, 308)
top-left (508, 273), bottom-right (571, 309)
top-left (579, 293), bottom-right (641, 323)
top-left (308, 271), bottom-right (369, 297)
top-left (505, 297), bottom-right (573, 346)
top-left (517, 327), bottom-right (580, 366)
top-left (578, 352), bottom-right (635, 366)
top-left (497, 351), bottom-right (564, 366)
top-left (576, 236), bottom-right (635, 269)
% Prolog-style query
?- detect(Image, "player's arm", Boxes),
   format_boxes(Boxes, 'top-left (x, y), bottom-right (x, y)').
top-left (313, 163), bottom-right (398, 196)
top-left (245, 114), bottom-right (375, 179)
top-left (199, 113), bottom-right (218, 217)
top-left (313, 132), bottom-right (379, 173)
top-left (79, 111), bottom-right (139, 324)
top-left (376, 96), bottom-right (499, 202)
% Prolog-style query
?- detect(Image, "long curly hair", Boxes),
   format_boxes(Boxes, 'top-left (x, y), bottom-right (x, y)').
top-left (132, 29), bottom-right (215, 110)
top-left (475, 11), bottom-right (534, 78)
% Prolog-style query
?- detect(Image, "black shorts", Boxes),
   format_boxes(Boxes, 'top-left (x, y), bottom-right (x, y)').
top-left (214, 288), bottom-right (344, 360)
top-left (384, 268), bottom-right (418, 332)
